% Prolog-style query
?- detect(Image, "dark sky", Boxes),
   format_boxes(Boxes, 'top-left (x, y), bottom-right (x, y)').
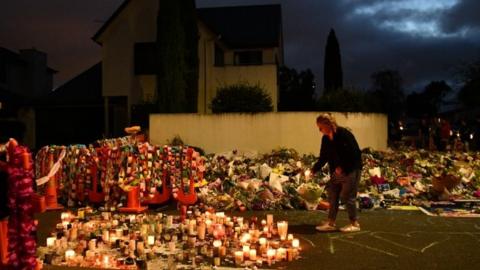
top-left (1, 0), bottom-right (479, 93)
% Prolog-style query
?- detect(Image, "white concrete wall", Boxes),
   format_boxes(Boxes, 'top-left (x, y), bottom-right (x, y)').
top-left (150, 112), bottom-right (387, 155)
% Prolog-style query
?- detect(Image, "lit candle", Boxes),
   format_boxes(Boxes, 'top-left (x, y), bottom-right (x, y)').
top-left (234, 251), bottom-right (244, 265)
top-left (213, 240), bottom-right (221, 256)
top-left (287, 233), bottom-right (294, 241)
top-left (65, 249), bottom-right (75, 261)
top-left (249, 249), bottom-right (257, 260)
top-left (147, 235), bottom-right (155, 246)
top-left (277, 221), bottom-right (288, 241)
top-left (266, 214), bottom-right (273, 227)
top-left (188, 219), bottom-right (196, 235)
top-left (102, 230), bottom-right (110, 242)
top-left (166, 216), bottom-right (173, 228)
top-left (198, 222), bottom-right (206, 240)
top-left (292, 238), bottom-right (300, 249)
top-left (237, 217), bottom-right (244, 226)
top-left (277, 247), bottom-right (286, 261)
top-left (60, 212), bottom-right (70, 221)
top-left (267, 249), bottom-right (276, 266)
top-left (213, 257), bottom-right (221, 266)
top-left (46, 237), bottom-right (55, 247)
top-left (305, 169), bottom-right (311, 180)
top-left (102, 255), bottom-right (110, 267)
top-left (88, 239), bottom-right (96, 250)
top-left (242, 245), bottom-right (250, 259)
top-left (259, 237), bottom-right (267, 247)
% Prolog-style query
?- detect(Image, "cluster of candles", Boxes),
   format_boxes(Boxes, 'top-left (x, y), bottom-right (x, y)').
top-left (41, 208), bottom-right (301, 269)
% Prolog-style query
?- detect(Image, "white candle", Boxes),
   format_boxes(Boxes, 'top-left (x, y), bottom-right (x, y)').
top-left (277, 221), bottom-right (288, 240)
top-left (147, 235), bottom-right (155, 246)
top-left (234, 251), bottom-right (244, 265)
top-left (102, 255), bottom-right (110, 267)
top-left (46, 237), bottom-right (55, 247)
top-left (292, 238), bottom-right (300, 249)
top-left (259, 237), bottom-right (267, 247)
top-left (249, 249), bottom-right (257, 260)
top-left (65, 249), bottom-right (75, 260)
top-left (198, 222), bottom-right (206, 240)
top-left (243, 245), bottom-right (250, 259)
top-left (60, 212), bottom-right (70, 221)
top-left (267, 249), bottom-right (276, 266)
top-left (266, 214), bottom-right (273, 227)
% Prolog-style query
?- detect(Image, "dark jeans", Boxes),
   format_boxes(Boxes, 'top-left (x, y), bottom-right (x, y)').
top-left (327, 169), bottom-right (361, 222)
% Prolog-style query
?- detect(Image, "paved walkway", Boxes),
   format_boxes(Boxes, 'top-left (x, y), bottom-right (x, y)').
top-left (38, 209), bottom-right (480, 270)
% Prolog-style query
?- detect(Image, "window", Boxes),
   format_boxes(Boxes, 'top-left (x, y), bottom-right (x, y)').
top-left (134, 42), bottom-right (156, 75)
top-left (214, 44), bottom-right (224, 67)
top-left (234, 51), bottom-right (262, 66)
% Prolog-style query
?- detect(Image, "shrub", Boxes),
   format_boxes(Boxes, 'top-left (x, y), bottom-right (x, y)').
top-left (210, 82), bottom-right (273, 113)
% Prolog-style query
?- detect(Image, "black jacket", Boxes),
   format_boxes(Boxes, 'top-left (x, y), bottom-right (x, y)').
top-left (312, 126), bottom-right (362, 175)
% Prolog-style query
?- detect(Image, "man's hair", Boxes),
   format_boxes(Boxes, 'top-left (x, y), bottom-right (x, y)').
top-left (316, 113), bottom-right (338, 132)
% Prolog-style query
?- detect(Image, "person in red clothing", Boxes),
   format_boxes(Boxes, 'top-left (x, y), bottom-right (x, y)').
top-left (439, 118), bottom-right (452, 151)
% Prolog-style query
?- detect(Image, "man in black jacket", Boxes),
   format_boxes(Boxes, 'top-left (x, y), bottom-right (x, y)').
top-left (312, 113), bottom-right (362, 232)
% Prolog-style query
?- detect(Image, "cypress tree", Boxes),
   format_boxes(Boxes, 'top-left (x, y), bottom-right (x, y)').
top-left (156, 0), bottom-right (188, 113)
top-left (181, 0), bottom-right (199, 113)
top-left (323, 28), bottom-right (343, 94)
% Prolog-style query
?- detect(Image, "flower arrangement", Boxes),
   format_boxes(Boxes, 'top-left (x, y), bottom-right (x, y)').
top-left (296, 182), bottom-right (324, 209)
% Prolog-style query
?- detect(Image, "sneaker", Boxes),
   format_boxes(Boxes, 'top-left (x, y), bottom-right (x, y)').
top-left (340, 224), bottom-right (361, 233)
top-left (315, 222), bottom-right (337, 232)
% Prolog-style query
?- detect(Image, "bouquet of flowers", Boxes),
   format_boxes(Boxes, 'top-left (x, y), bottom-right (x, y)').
top-left (296, 182), bottom-right (324, 209)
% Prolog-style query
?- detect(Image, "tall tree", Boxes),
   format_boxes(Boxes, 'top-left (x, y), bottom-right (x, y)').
top-left (181, 0), bottom-right (199, 112)
top-left (323, 28), bottom-right (343, 94)
top-left (370, 69), bottom-right (405, 120)
top-left (278, 66), bottom-right (316, 111)
top-left (406, 81), bottom-right (451, 118)
top-left (156, 0), bottom-right (198, 113)
top-left (457, 59), bottom-right (480, 109)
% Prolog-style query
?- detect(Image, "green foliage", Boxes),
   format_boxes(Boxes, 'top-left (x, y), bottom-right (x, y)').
top-left (210, 82), bottom-right (273, 113)
top-left (406, 80), bottom-right (451, 117)
top-left (457, 59), bottom-right (480, 109)
top-left (317, 88), bottom-right (381, 112)
top-left (370, 69), bottom-right (405, 120)
top-left (156, 0), bottom-right (198, 113)
top-left (278, 66), bottom-right (316, 111)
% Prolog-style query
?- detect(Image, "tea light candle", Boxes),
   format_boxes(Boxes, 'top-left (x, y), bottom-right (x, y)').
top-left (219, 246), bottom-right (227, 257)
top-left (234, 251), bottom-right (244, 265)
top-left (266, 214), bottom-right (273, 227)
top-left (267, 249), bottom-right (276, 266)
top-left (46, 237), bottom-right (55, 247)
top-left (65, 249), bottom-right (75, 260)
top-left (287, 233), bottom-right (294, 241)
top-left (214, 256), bottom-right (221, 266)
top-left (277, 247), bottom-right (286, 261)
top-left (88, 239), bottom-right (96, 250)
top-left (166, 216), bottom-right (173, 228)
top-left (147, 235), bottom-right (155, 246)
top-left (259, 237), bottom-right (267, 247)
top-left (242, 245), bottom-right (250, 259)
top-left (292, 238), bottom-right (300, 249)
top-left (249, 249), bottom-right (257, 260)
top-left (102, 230), bottom-right (110, 242)
top-left (60, 212), bottom-right (70, 221)
top-left (198, 222), bottom-right (206, 240)
top-left (102, 255), bottom-right (110, 267)
top-left (213, 240), bottom-right (221, 256)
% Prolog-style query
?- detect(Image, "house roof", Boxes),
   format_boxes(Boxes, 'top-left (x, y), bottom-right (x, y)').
top-left (92, 2), bottom-right (282, 49)
top-left (0, 47), bottom-right (57, 73)
top-left (197, 5), bottom-right (282, 49)
top-left (36, 62), bottom-right (102, 106)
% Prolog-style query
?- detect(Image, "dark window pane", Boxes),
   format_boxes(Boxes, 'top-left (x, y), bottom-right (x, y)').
top-left (234, 51), bottom-right (262, 66)
top-left (214, 44), bottom-right (224, 67)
